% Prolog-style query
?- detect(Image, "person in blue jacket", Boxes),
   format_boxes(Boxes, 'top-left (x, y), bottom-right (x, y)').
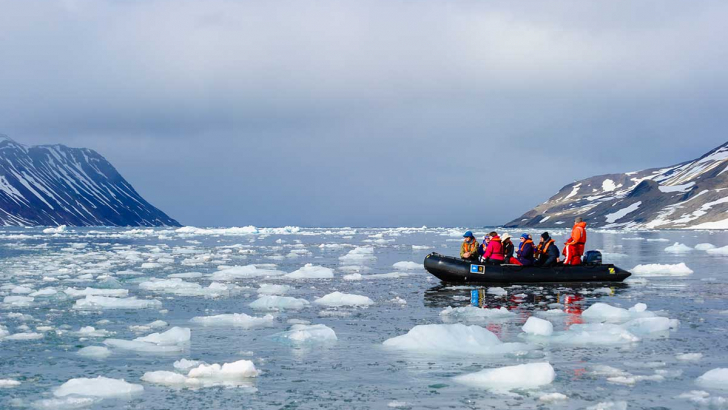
top-left (516, 233), bottom-right (535, 266)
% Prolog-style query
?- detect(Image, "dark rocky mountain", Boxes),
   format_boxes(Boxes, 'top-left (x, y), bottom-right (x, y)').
top-left (505, 142), bottom-right (728, 229)
top-left (0, 135), bottom-right (179, 226)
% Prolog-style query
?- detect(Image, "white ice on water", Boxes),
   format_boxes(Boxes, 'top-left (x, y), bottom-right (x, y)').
top-left (392, 261), bottom-right (421, 270)
top-left (522, 317), bottom-right (554, 336)
top-left (210, 265), bottom-right (286, 280)
top-left (383, 324), bottom-right (532, 356)
top-left (273, 324), bottom-right (338, 345)
top-left (453, 362), bottom-right (555, 391)
top-left (439, 306), bottom-right (515, 322)
top-left (631, 263), bottom-right (694, 276)
top-left (142, 359), bottom-right (259, 388)
top-left (249, 295), bottom-right (309, 311)
top-left (77, 346), bottom-right (112, 359)
top-left (53, 376), bottom-right (143, 398)
top-left (696, 368), bottom-right (728, 390)
top-left (73, 295), bottom-right (162, 310)
top-left (285, 264), bottom-right (334, 279)
top-left (104, 327), bottom-right (190, 353)
top-left (257, 284), bottom-right (290, 295)
top-left (313, 292), bottom-right (374, 307)
top-left (694, 243), bottom-right (716, 251)
top-left (664, 242), bottom-right (693, 253)
top-left (191, 313), bottom-right (275, 328)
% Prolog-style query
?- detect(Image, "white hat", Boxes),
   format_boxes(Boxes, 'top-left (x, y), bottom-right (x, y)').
top-left (501, 233), bottom-right (511, 241)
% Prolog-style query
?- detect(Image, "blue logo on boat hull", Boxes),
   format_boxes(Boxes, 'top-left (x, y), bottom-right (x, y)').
top-left (470, 264), bottom-right (485, 274)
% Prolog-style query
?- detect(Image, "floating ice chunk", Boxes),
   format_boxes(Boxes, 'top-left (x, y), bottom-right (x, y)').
top-left (210, 265), bottom-right (286, 280)
top-left (191, 313), bottom-right (275, 329)
top-left (168, 272), bottom-right (204, 279)
top-left (43, 225), bottom-right (67, 234)
top-left (5, 332), bottom-right (43, 341)
top-left (676, 353), bottom-right (703, 361)
top-left (314, 292), bottom-right (374, 307)
top-left (141, 371), bottom-right (188, 386)
top-left (0, 379), bottom-right (20, 389)
top-left (11, 285), bottom-right (33, 294)
top-left (139, 279), bottom-right (239, 298)
top-left (339, 247), bottom-right (376, 263)
top-left (249, 295), bottom-right (309, 311)
top-left (187, 359), bottom-right (260, 380)
top-left (135, 327), bottom-right (190, 345)
top-left (77, 346), bottom-right (112, 359)
top-left (440, 306), bottom-right (515, 322)
top-left (32, 397), bottom-right (101, 409)
top-left (285, 264), bottom-right (334, 279)
top-left (105, 327), bottom-right (190, 353)
top-left (547, 323), bottom-right (640, 345)
top-left (64, 288), bottom-right (129, 298)
top-left (257, 284), bottom-right (290, 295)
top-left (74, 326), bottom-right (113, 337)
top-left (539, 392), bottom-right (568, 402)
top-left (390, 296), bottom-right (407, 305)
top-left (343, 273), bottom-right (362, 281)
top-left (523, 317), bottom-right (554, 336)
top-left (587, 365), bottom-right (630, 377)
top-left (54, 376), bottom-right (143, 398)
top-left (392, 261), bottom-right (421, 270)
top-left (383, 324), bottom-right (532, 356)
top-left (536, 309), bottom-right (567, 316)
top-left (29, 288), bottom-right (57, 297)
top-left (607, 374), bottom-right (664, 384)
top-left (678, 390), bottom-right (728, 407)
top-left (665, 242), bottom-right (693, 253)
top-left (695, 243), bottom-right (716, 251)
top-left (586, 401), bottom-right (627, 410)
top-left (631, 263), bottom-right (693, 276)
top-left (582, 302), bottom-right (656, 323)
top-left (174, 358), bottom-right (202, 371)
top-left (3, 295), bottom-right (34, 307)
top-left (129, 320), bottom-right (168, 333)
top-left (454, 362), bottom-right (555, 390)
top-left (73, 296), bottom-right (162, 310)
top-left (484, 287), bottom-right (507, 296)
top-left (621, 317), bottom-right (679, 336)
top-left (274, 324), bottom-right (337, 345)
top-left (387, 401), bottom-right (408, 408)
top-left (697, 368), bottom-right (728, 390)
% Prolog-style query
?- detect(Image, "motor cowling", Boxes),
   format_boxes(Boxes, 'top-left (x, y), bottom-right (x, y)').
top-left (583, 250), bottom-right (602, 266)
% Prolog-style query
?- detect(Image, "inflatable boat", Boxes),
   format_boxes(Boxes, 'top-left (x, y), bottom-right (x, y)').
top-left (424, 252), bottom-right (631, 284)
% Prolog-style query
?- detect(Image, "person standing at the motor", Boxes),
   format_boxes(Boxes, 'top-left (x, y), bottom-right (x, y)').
top-left (563, 217), bottom-right (587, 265)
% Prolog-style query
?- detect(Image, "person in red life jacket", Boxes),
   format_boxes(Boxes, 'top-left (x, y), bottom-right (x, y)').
top-left (501, 233), bottom-right (515, 264)
top-left (460, 231), bottom-right (478, 260)
top-left (535, 232), bottom-right (560, 267)
top-left (479, 231), bottom-right (505, 264)
top-left (516, 233), bottom-right (535, 266)
top-left (563, 217), bottom-right (587, 265)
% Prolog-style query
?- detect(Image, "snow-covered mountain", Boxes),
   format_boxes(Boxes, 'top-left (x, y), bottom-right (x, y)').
top-left (505, 142), bottom-right (728, 229)
top-left (0, 135), bottom-right (179, 226)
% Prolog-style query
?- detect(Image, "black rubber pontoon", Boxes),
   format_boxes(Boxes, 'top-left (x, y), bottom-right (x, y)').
top-left (424, 253), bottom-right (631, 284)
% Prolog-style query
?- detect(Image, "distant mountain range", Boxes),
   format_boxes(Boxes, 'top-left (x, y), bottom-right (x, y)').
top-left (505, 141), bottom-right (728, 229)
top-left (0, 135), bottom-right (179, 226)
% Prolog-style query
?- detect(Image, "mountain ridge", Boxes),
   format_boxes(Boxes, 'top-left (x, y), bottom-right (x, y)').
top-left (505, 141), bottom-right (728, 230)
top-left (0, 135), bottom-right (179, 227)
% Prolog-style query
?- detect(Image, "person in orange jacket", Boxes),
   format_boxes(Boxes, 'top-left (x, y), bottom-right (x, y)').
top-left (563, 217), bottom-right (587, 265)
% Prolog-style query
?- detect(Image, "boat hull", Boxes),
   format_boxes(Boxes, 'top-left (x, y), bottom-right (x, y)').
top-left (424, 253), bottom-right (631, 284)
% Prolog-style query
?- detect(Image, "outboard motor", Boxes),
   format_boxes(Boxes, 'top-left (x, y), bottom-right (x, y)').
top-left (583, 250), bottom-right (602, 266)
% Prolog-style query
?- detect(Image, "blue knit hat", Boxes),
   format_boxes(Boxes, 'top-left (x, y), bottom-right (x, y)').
top-left (463, 230), bottom-right (474, 238)
top-left (520, 233), bottom-right (529, 239)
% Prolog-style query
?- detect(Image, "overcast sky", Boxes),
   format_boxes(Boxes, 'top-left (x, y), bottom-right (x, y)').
top-left (1, 0), bottom-right (727, 227)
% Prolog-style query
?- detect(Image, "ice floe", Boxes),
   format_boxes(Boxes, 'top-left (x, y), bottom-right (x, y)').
top-left (314, 292), bottom-right (374, 307)
top-left (249, 295), bottom-right (309, 311)
top-left (453, 362), bottom-right (555, 391)
top-left (522, 317), bottom-right (554, 336)
top-left (285, 264), bottom-right (334, 279)
top-left (631, 263), bottom-right (693, 276)
top-left (439, 306), bottom-right (515, 322)
top-left (191, 313), bottom-right (275, 328)
top-left (104, 327), bottom-right (190, 353)
top-left (383, 324), bottom-right (532, 356)
top-left (210, 264), bottom-right (286, 280)
top-left (77, 346), bottom-right (112, 359)
top-left (139, 278), bottom-right (240, 298)
top-left (142, 359), bottom-right (259, 388)
top-left (696, 368), bottom-right (728, 390)
top-left (392, 261), bottom-right (421, 270)
top-left (695, 243), bottom-right (717, 251)
top-left (339, 246), bottom-right (376, 263)
top-left (73, 295), bottom-right (162, 310)
top-left (664, 242), bottom-right (693, 253)
top-left (257, 284), bottom-right (290, 295)
top-left (54, 376), bottom-right (143, 398)
top-left (273, 324), bottom-right (337, 345)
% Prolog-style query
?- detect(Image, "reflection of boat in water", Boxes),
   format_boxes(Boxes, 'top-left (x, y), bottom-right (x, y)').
top-left (424, 253), bottom-right (631, 284)
top-left (423, 283), bottom-right (629, 311)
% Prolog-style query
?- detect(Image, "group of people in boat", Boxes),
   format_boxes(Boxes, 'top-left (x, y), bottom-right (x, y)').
top-left (460, 217), bottom-right (588, 266)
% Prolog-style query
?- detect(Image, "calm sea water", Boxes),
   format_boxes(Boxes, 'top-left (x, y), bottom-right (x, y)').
top-left (1, 226), bottom-right (727, 409)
